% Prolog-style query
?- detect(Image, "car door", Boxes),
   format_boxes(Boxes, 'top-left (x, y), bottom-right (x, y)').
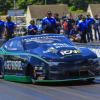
top-left (4, 40), bottom-right (24, 75)
top-left (0, 41), bottom-right (11, 73)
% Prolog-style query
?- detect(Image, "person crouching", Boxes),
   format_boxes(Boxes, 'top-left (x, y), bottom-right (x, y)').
top-left (69, 25), bottom-right (81, 42)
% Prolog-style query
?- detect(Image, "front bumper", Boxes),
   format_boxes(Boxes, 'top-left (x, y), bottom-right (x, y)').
top-left (36, 60), bottom-right (100, 81)
top-left (48, 61), bottom-right (100, 80)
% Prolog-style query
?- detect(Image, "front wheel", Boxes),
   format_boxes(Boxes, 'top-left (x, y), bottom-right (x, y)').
top-left (86, 78), bottom-right (95, 82)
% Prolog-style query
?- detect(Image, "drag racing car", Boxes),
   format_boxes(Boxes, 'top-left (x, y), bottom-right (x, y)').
top-left (0, 34), bottom-right (100, 84)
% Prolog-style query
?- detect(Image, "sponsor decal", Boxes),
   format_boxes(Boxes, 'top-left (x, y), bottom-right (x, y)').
top-left (53, 43), bottom-right (76, 48)
top-left (35, 66), bottom-right (43, 70)
top-left (43, 47), bottom-right (58, 54)
top-left (25, 36), bottom-right (64, 42)
top-left (4, 61), bottom-right (22, 70)
top-left (60, 50), bottom-right (80, 55)
top-left (53, 43), bottom-right (70, 48)
top-left (64, 55), bottom-right (72, 57)
top-left (37, 76), bottom-right (45, 80)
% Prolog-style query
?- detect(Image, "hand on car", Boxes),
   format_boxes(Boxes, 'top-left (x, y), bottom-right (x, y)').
top-left (12, 33), bottom-right (14, 37)
top-left (55, 30), bottom-right (58, 34)
top-left (42, 30), bottom-right (45, 34)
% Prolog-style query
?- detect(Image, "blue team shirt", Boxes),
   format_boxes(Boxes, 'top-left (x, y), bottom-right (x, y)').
top-left (42, 17), bottom-right (56, 29)
top-left (27, 24), bottom-right (38, 34)
top-left (77, 21), bottom-right (88, 32)
top-left (5, 21), bottom-right (15, 32)
top-left (55, 18), bottom-right (61, 30)
top-left (0, 20), bottom-right (5, 30)
top-left (93, 18), bottom-right (100, 29)
top-left (75, 18), bottom-right (79, 22)
top-left (86, 17), bottom-right (93, 27)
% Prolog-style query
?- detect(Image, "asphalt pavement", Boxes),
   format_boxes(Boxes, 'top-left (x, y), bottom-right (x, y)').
top-left (0, 75), bottom-right (100, 100)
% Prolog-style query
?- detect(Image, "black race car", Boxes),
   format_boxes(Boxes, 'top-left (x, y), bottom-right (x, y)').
top-left (0, 34), bottom-right (100, 84)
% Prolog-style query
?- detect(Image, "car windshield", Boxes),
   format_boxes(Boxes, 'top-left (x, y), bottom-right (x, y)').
top-left (24, 35), bottom-right (75, 50)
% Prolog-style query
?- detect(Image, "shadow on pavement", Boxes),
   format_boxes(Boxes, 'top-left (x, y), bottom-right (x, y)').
top-left (37, 79), bottom-right (100, 87)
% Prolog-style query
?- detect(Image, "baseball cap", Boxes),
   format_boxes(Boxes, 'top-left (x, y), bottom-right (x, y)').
top-left (6, 15), bottom-right (11, 19)
top-left (86, 13), bottom-right (90, 16)
top-left (82, 16), bottom-right (86, 19)
top-left (30, 19), bottom-right (34, 22)
top-left (54, 13), bottom-right (59, 16)
top-left (79, 13), bottom-right (82, 16)
top-left (94, 14), bottom-right (98, 16)
top-left (47, 11), bottom-right (52, 14)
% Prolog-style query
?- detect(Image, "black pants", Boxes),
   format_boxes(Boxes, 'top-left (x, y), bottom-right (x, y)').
top-left (5, 33), bottom-right (14, 42)
top-left (45, 30), bottom-right (55, 33)
top-left (0, 32), bottom-right (2, 39)
top-left (80, 33), bottom-right (87, 43)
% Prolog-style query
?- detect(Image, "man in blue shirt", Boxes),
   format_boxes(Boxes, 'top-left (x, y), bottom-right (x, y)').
top-left (42, 11), bottom-right (57, 34)
top-left (4, 15), bottom-right (15, 41)
top-left (77, 16), bottom-right (88, 43)
top-left (0, 18), bottom-right (5, 39)
top-left (27, 19), bottom-right (38, 35)
top-left (54, 13), bottom-right (61, 34)
top-left (93, 14), bottom-right (100, 41)
top-left (86, 13), bottom-right (93, 42)
top-left (75, 13), bottom-right (82, 25)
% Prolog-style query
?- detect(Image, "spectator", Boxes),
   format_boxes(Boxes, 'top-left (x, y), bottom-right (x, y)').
top-left (75, 13), bottom-right (83, 25)
top-left (63, 14), bottom-right (73, 38)
top-left (54, 13), bottom-right (61, 34)
top-left (69, 25), bottom-right (81, 42)
top-left (86, 13), bottom-right (93, 42)
top-left (27, 19), bottom-right (38, 35)
top-left (61, 16), bottom-right (66, 27)
top-left (0, 17), bottom-right (5, 39)
top-left (98, 19), bottom-right (100, 36)
top-left (77, 16), bottom-right (88, 43)
top-left (40, 21), bottom-right (43, 34)
top-left (42, 11), bottom-right (57, 34)
top-left (93, 14), bottom-right (100, 41)
top-left (4, 15), bottom-right (15, 42)
top-left (71, 16), bottom-right (75, 26)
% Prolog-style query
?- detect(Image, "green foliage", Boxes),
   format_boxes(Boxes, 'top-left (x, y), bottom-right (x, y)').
top-left (0, 0), bottom-right (100, 15)
top-left (69, 9), bottom-right (84, 13)
top-left (0, 12), bottom-right (3, 15)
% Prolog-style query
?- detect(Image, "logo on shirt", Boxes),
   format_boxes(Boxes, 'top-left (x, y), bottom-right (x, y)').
top-left (0, 22), bottom-right (2, 24)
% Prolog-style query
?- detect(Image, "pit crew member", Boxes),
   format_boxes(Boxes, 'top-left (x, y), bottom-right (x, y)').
top-left (27, 19), bottom-right (38, 35)
top-left (3, 15), bottom-right (15, 42)
top-left (42, 11), bottom-right (57, 34)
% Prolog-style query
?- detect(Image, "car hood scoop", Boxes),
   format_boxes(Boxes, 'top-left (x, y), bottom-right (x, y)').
top-left (30, 43), bottom-right (97, 61)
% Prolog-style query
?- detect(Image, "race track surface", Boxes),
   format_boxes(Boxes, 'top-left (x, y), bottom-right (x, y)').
top-left (0, 75), bottom-right (100, 100)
